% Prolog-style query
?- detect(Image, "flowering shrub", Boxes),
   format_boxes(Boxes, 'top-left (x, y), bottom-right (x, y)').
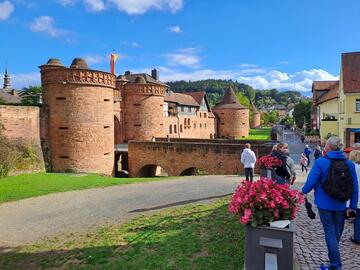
top-left (229, 178), bottom-right (305, 227)
top-left (256, 155), bottom-right (282, 169)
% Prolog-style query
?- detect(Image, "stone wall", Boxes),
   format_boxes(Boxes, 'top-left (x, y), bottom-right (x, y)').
top-left (40, 64), bottom-right (115, 175)
top-left (0, 105), bottom-right (40, 143)
top-left (128, 140), bottom-right (274, 177)
top-left (214, 108), bottom-right (250, 138)
top-left (121, 83), bottom-right (167, 142)
top-left (164, 111), bottom-right (216, 139)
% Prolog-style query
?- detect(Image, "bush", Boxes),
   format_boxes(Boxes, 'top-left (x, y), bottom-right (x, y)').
top-left (0, 123), bottom-right (42, 178)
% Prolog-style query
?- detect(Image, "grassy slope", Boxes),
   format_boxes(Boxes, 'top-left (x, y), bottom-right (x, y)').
top-left (239, 127), bottom-right (271, 140)
top-left (0, 198), bottom-right (244, 270)
top-left (0, 173), bottom-right (174, 204)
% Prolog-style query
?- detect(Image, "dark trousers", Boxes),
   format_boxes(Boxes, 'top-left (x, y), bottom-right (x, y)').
top-left (245, 168), bottom-right (254, 182)
top-left (318, 208), bottom-right (345, 270)
top-left (301, 165), bottom-right (308, 172)
top-left (354, 209), bottom-right (360, 241)
top-left (306, 155), bottom-right (310, 166)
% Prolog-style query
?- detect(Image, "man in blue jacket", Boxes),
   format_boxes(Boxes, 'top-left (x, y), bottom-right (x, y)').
top-left (304, 144), bottom-right (312, 166)
top-left (302, 136), bottom-right (358, 270)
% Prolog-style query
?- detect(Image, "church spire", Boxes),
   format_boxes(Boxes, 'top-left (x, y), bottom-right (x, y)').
top-left (3, 64), bottom-right (11, 90)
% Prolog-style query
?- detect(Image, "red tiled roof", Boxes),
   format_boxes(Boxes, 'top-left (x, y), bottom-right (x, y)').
top-left (312, 81), bottom-right (339, 105)
top-left (342, 52), bottom-right (360, 93)
top-left (164, 91), bottom-right (199, 106)
top-left (185, 91), bottom-right (205, 104)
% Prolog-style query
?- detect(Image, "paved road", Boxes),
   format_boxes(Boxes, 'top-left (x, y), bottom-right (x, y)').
top-left (0, 175), bottom-right (241, 247)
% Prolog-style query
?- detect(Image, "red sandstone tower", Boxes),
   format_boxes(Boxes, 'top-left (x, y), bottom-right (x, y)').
top-left (213, 86), bottom-right (249, 138)
top-left (40, 58), bottom-right (116, 175)
top-left (118, 71), bottom-right (168, 142)
top-left (251, 103), bottom-right (261, 129)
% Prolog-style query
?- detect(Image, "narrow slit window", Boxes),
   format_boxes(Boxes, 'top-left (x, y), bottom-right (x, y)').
top-left (104, 152), bottom-right (110, 155)
top-left (104, 99), bottom-right (110, 102)
top-left (56, 97), bottom-right (66, 100)
top-left (104, 126), bottom-right (110, 129)
top-left (58, 127), bottom-right (68, 130)
top-left (59, 156), bottom-right (69, 159)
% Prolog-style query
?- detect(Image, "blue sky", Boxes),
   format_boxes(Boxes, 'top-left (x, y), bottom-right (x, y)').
top-left (1, 0), bottom-right (360, 92)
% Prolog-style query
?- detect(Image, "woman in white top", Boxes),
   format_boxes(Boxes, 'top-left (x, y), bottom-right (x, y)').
top-left (349, 150), bottom-right (360, 244)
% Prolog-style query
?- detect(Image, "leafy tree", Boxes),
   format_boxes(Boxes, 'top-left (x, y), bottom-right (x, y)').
top-left (0, 96), bottom-right (5, 105)
top-left (293, 100), bottom-right (312, 129)
top-left (235, 92), bottom-right (251, 108)
top-left (262, 111), bottom-right (279, 126)
top-left (20, 86), bottom-right (42, 105)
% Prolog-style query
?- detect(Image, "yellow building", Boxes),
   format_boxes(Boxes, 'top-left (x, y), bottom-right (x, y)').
top-left (312, 52), bottom-right (360, 147)
top-left (338, 52), bottom-right (360, 147)
top-left (312, 81), bottom-right (339, 140)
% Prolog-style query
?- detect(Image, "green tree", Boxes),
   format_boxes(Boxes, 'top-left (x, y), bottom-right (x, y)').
top-left (20, 86), bottom-right (42, 105)
top-left (293, 100), bottom-right (312, 129)
top-left (262, 111), bottom-right (279, 126)
top-left (0, 96), bottom-right (5, 105)
top-left (235, 92), bottom-right (251, 108)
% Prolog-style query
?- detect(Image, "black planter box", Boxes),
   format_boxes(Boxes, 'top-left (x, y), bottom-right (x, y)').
top-left (260, 168), bottom-right (277, 179)
top-left (245, 222), bottom-right (295, 270)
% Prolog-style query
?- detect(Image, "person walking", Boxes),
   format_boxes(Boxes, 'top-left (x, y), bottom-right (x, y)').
top-left (304, 144), bottom-right (312, 166)
top-left (300, 153), bottom-right (308, 173)
top-left (314, 145), bottom-right (322, 160)
top-left (283, 147), bottom-right (296, 184)
top-left (271, 143), bottom-right (291, 184)
top-left (349, 150), bottom-right (360, 245)
top-left (302, 136), bottom-right (358, 270)
top-left (241, 143), bottom-right (257, 182)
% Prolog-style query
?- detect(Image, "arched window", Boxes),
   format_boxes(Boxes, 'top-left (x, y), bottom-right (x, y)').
top-left (188, 118), bottom-right (190, 126)
top-left (174, 125), bottom-right (177, 133)
top-left (180, 124), bottom-right (183, 133)
top-left (184, 118), bottom-right (187, 125)
top-left (169, 125), bottom-right (172, 134)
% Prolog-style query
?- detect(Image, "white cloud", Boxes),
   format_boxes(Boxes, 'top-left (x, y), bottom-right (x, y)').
top-left (165, 48), bottom-right (201, 68)
top-left (59, 0), bottom-right (74, 6)
top-left (239, 63), bottom-right (258, 69)
top-left (169, 25), bottom-right (182, 33)
top-left (236, 69), bottom-right (338, 92)
top-left (0, 72), bottom-right (41, 89)
top-left (150, 66), bottom-right (338, 92)
top-left (83, 55), bottom-right (106, 65)
top-left (131, 42), bottom-right (141, 48)
top-left (84, 0), bottom-right (105, 11)
top-left (109, 0), bottom-right (183, 14)
top-left (0, 0), bottom-right (14, 20)
top-left (29, 16), bottom-right (70, 38)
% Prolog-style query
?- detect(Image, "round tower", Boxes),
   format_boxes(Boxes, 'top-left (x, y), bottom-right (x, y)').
top-left (251, 103), bottom-right (261, 129)
top-left (213, 86), bottom-right (249, 138)
top-left (40, 58), bottom-right (116, 175)
top-left (120, 72), bottom-right (167, 141)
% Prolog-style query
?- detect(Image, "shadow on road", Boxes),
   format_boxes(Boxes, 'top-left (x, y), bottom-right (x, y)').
top-left (129, 193), bottom-right (233, 213)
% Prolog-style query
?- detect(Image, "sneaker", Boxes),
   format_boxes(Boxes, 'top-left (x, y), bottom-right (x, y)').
top-left (350, 237), bottom-right (360, 245)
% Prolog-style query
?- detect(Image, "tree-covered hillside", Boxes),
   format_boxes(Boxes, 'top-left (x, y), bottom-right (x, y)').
top-left (166, 79), bottom-right (303, 108)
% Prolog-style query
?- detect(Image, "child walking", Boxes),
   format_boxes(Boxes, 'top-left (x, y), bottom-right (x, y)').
top-left (300, 153), bottom-right (308, 173)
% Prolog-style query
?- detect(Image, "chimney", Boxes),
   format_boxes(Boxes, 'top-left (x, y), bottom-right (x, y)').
top-left (151, 68), bottom-right (159, 80)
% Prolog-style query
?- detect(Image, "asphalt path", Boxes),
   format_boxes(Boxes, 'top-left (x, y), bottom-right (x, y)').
top-left (0, 175), bottom-right (241, 247)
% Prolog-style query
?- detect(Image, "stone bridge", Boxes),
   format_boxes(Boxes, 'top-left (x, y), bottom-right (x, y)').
top-left (128, 139), bottom-right (276, 177)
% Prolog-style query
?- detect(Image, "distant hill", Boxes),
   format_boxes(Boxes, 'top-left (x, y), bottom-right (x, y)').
top-left (166, 79), bottom-right (304, 109)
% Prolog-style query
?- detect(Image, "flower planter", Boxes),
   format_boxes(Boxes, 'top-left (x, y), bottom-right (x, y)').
top-left (244, 222), bottom-right (295, 270)
top-left (260, 168), bottom-right (277, 179)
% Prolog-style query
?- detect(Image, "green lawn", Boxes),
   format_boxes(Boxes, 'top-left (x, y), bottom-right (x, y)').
top-left (0, 198), bottom-right (244, 270)
top-left (0, 173), bottom-right (175, 204)
top-left (239, 127), bottom-right (272, 140)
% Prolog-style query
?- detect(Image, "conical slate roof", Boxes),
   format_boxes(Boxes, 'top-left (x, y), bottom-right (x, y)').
top-left (213, 86), bottom-right (248, 110)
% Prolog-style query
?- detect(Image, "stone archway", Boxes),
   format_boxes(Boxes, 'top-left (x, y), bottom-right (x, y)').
top-left (137, 164), bottom-right (169, 177)
top-left (180, 167), bottom-right (209, 176)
